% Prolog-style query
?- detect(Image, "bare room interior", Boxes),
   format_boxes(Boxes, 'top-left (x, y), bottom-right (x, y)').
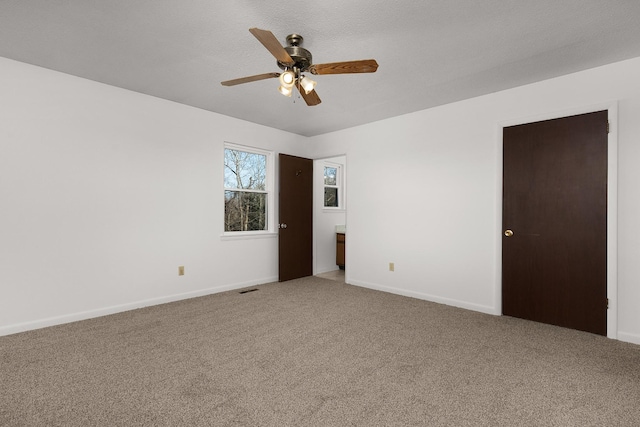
top-left (2, 1), bottom-right (640, 425)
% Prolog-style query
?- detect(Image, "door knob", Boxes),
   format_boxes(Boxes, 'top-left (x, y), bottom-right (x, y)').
top-left (278, 223), bottom-right (288, 229)
top-left (504, 229), bottom-right (514, 237)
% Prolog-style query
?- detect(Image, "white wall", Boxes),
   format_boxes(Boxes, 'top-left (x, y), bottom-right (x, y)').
top-left (308, 57), bottom-right (640, 345)
top-left (0, 57), bottom-right (307, 335)
top-left (3, 55), bottom-right (640, 345)
top-left (313, 156), bottom-right (346, 274)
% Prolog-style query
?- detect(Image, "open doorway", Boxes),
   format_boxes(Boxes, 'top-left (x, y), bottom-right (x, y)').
top-left (313, 155), bottom-right (347, 282)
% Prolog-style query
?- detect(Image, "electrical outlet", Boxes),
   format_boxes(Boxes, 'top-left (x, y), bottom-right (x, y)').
top-left (178, 266), bottom-right (185, 276)
top-left (389, 262), bottom-right (395, 272)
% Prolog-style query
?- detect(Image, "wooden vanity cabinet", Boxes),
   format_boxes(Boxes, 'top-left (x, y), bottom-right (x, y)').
top-left (336, 233), bottom-right (345, 269)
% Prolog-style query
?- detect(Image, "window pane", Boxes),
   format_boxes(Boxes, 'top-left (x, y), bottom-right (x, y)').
top-left (224, 191), bottom-right (267, 231)
top-left (224, 148), bottom-right (267, 190)
top-left (324, 166), bottom-right (337, 185)
top-left (324, 187), bottom-right (339, 207)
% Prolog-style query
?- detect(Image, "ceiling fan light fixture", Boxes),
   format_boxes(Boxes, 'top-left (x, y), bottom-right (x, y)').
top-left (220, 28), bottom-right (379, 107)
top-left (278, 85), bottom-right (292, 97)
top-left (279, 70), bottom-right (295, 88)
top-left (299, 75), bottom-right (317, 94)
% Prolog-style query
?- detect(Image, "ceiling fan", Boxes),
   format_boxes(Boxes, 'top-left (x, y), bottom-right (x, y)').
top-left (221, 28), bottom-right (379, 106)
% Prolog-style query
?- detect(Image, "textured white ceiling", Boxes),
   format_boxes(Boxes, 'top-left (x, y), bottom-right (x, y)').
top-left (2, 1), bottom-right (640, 136)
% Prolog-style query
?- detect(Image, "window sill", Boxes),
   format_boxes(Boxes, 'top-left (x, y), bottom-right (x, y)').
top-left (220, 232), bottom-right (278, 241)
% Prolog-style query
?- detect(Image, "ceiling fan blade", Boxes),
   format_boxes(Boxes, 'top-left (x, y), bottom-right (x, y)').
top-left (249, 28), bottom-right (295, 66)
top-left (296, 85), bottom-right (321, 106)
top-left (309, 59), bottom-right (379, 75)
top-left (221, 72), bottom-right (280, 86)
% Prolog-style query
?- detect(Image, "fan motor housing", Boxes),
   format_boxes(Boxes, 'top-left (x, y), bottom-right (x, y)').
top-left (277, 34), bottom-right (312, 71)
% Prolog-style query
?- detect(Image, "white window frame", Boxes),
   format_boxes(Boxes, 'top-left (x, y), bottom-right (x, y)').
top-left (323, 162), bottom-right (343, 210)
top-left (222, 142), bottom-right (275, 239)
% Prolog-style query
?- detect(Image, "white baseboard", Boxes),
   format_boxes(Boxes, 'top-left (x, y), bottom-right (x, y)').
top-left (617, 332), bottom-right (640, 346)
top-left (314, 266), bottom-right (341, 275)
top-left (348, 279), bottom-right (498, 315)
top-left (0, 276), bottom-right (278, 337)
top-left (6, 277), bottom-right (637, 346)
top-left (348, 280), bottom-right (640, 345)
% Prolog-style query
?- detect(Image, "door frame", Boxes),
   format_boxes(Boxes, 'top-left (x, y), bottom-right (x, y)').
top-left (495, 102), bottom-right (618, 339)
top-left (311, 153), bottom-right (348, 278)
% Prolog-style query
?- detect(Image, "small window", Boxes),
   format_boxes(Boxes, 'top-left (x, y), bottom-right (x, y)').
top-left (324, 164), bottom-right (341, 208)
top-left (224, 144), bottom-right (272, 232)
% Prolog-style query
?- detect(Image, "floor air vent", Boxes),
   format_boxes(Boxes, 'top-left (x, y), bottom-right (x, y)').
top-left (239, 288), bottom-right (259, 294)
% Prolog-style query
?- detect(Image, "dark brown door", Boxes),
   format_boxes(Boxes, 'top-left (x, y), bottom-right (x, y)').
top-left (502, 110), bottom-right (608, 335)
top-left (278, 154), bottom-right (313, 282)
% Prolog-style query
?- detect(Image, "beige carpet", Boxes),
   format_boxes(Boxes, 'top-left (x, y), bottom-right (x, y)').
top-left (1, 276), bottom-right (639, 426)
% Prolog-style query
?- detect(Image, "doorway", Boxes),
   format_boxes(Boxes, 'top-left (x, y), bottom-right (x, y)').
top-left (312, 155), bottom-right (347, 278)
top-left (502, 110), bottom-right (608, 335)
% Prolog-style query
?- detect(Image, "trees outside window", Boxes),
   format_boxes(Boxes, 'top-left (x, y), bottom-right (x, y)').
top-left (224, 145), bottom-right (272, 232)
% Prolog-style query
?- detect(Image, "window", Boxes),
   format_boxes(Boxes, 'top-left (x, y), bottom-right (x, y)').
top-left (224, 144), bottom-right (273, 233)
top-left (323, 163), bottom-right (341, 208)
